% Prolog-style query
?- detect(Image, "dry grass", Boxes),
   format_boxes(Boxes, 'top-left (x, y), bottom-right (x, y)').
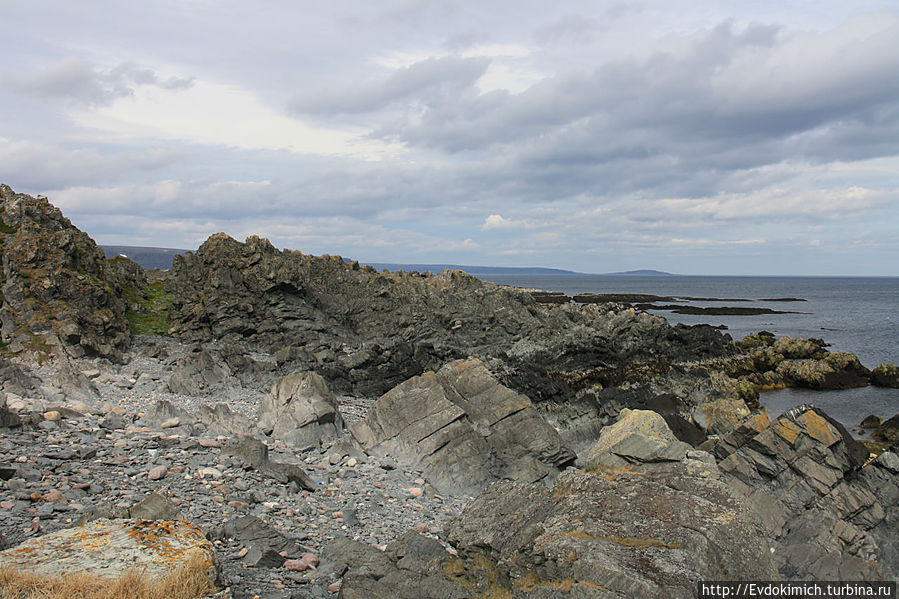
top-left (0, 554), bottom-right (216, 599)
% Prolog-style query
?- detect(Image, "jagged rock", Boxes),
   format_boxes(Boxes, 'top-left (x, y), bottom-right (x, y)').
top-left (584, 408), bottom-right (693, 471)
top-left (0, 185), bottom-right (143, 362)
top-left (350, 358), bottom-right (575, 495)
top-left (871, 363), bottom-right (899, 388)
top-left (0, 518), bottom-right (219, 584)
top-left (772, 336), bottom-right (829, 359)
top-left (0, 355), bottom-right (39, 396)
top-left (167, 233), bottom-right (736, 401)
top-left (140, 399), bottom-right (198, 433)
top-left (196, 403), bottom-right (257, 437)
top-left (220, 437), bottom-right (315, 490)
top-left (776, 352), bottom-right (871, 390)
top-left (716, 406), bottom-right (897, 579)
top-left (258, 371), bottom-right (343, 446)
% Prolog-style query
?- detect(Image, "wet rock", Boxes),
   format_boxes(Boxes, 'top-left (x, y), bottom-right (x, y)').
top-left (776, 352), bottom-right (871, 390)
top-left (871, 363), bottom-right (899, 388)
top-left (258, 371), bottom-right (343, 446)
top-left (351, 358), bottom-right (575, 495)
top-left (873, 414), bottom-right (899, 444)
top-left (860, 415), bottom-right (882, 429)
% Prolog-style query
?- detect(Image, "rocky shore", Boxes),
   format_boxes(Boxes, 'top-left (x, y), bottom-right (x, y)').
top-left (1, 185), bottom-right (897, 598)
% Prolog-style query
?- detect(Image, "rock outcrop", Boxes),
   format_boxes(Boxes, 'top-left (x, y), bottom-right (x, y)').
top-left (716, 406), bottom-right (898, 579)
top-left (776, 352), bottom-right (871, 390)
top-left (350, 358), bottom-right (576, 495)
top-left (258, 371), bottom-right (343, 447)
top-left (0, 185), bottom-right (144, 362)
top-left (167, 233), bottom-right (736, 400)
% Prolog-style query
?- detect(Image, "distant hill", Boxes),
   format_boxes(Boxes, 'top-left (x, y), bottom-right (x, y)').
top-left (101, 246), bottom-right (674, 277)
top-left (607, 269), bottom-right (675, 276)
top-left (102, 246), bottom-right (190, 270)
top-left (364, 263), bottom-right (584, 276)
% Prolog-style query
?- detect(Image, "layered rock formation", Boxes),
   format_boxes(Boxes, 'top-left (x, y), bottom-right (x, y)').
top-left (258, 371), bottom-right (344, 447)
top-left (350, 359), bottom-right (576, 495)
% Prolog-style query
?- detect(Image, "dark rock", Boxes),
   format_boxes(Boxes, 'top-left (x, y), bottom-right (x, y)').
top-left (350, 358), bottom-right (575, 495)
top-left (776, 352), bottom-right (871, 390)
top-left (167, 233), bottom-right (736, 401)
top-left (871, 363), bottom-right (899, 388)
top-left (221, 437), bottom-right (315, 491)
top-left (258, 371), bottom-right (343, 446)
top-left (244, 545), bottom-right (287, 568)
top-left (0, 185), bottom-right (143, 362)
top-left (212, 515), bottom-right (300, 556)
top-left (0, 393), bottom-right (21, 428)
top-left (860, 415), bottom-right (882, 429)
top-left (873, 414), bottom-right (899, 444)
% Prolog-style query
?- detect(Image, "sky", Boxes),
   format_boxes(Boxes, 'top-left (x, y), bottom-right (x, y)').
top-left (2, 1), bottom-right (898, 276)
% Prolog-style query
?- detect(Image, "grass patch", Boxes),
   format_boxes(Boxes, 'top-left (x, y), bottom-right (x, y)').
top-left (124, 281), bottom-right (172, 336)
top-left (0, 553), bottom-right (216, 599)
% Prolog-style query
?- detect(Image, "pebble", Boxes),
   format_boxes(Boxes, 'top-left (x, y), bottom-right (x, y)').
top-left (3, 336), bottom-right (472, 599)
top-left (160, 417), bottom-right (180, 429)
top-left (42, 411), bottom-right (61, 421)
top-left (407, 487), bottom-right (424, 497)
top-left (148, 465), bottom-right (168, 480)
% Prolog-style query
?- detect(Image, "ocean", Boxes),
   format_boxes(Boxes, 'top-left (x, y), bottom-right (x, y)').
top-left (476, 274), bottom-right (899, 434)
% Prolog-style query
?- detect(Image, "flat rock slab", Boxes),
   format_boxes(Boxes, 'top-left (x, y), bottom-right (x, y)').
top-left (0, 518), bottom-right (217, 582)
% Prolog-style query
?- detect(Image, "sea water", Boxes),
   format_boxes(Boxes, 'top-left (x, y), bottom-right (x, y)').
top-left (476, 274), bottom-right (899, 432)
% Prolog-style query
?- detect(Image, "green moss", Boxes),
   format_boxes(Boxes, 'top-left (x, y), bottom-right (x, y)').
top-left (124, 281), bottom-right (172, 335)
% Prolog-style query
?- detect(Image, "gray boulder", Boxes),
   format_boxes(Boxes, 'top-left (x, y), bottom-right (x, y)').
top-left (167, 346), bottom-right (231, 395)
top-left (584, 408), bottom-right (693, 471)
top-left (350, 358), bottom-right (575, 495)
top-left (221, 436), bottom-right (315, 490)
top-left (258, 370), bottom-right (343, 446)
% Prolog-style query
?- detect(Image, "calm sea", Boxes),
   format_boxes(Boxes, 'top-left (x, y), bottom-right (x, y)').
top-left (477, 274), bottom-right (899, 432)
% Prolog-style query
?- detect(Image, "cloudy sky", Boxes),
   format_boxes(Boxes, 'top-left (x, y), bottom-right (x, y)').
top-left (2, 1), bottom-right (898, 275)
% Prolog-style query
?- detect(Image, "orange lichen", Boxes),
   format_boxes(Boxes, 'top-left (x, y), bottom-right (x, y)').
top-left (796, 411), bottom-right (838, 446)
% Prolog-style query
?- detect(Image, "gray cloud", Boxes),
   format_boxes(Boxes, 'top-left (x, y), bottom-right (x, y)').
top-left (13, 58), bottom-right (194, 106)
top-left (290, 55), bottom-right (489, 115)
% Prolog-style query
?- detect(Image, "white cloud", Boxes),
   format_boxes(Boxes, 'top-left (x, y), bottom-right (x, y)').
top-left (70, 79), bottom-right (403, 160)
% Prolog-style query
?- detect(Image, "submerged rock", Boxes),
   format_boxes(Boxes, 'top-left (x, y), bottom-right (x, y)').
top-left (350, 358), bottom-right (576, 495)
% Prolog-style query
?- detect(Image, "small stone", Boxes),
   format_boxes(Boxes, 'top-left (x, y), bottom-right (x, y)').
top-left (148, 466), bottom-right (168, 481)
top-left (43, 489), bottom-right (67, 504)
top-left (160, 417), bottom-right (180, 429)
top-left (29, 492), bottom-right (43, 503)
top-left (199, 439), bottom-right (220, 448)
top-left (197, 467), bottom-right (223, 479)
top-left (411, 524), bottom-right (429, 533)
top-left (42, 411), bottom-right (61, 422)
top-left (237, 547), bottom-right (248, 558)
top-left (1, 500), bottom-right (15, 509)
top-left (407, 487), bottom-right (423, 498)
top-left (413, 478), bottom-right (425, 486)
top-left (328, 453), bottom-right (343, 466)
top-left (328, 582), bottom-right (341, 593)
top-left (331, 511), bottom-right (343, 519)
top-left (300, 552), bottom-right (319, 568)
top-left (227, 501), bottom-right (250, 510)
top-left (346, 458), bottom-right (357, 467)
top-left (283, 559), bottom-right (308, 572)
